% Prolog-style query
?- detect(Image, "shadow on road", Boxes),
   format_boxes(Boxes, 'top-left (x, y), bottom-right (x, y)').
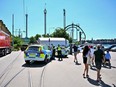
top-left (90, 65), bottom-right (116, 71)
top-left (102, 65), bottom-right (116, 69)
top-left (87, 77), bottom-right (99, 86)
top-left (100, 80), bottom-right (112, 87)
top-left (87, 77), bottom-right (112, 87)
top-left (111, 66), bottom-right (116, 68)
top-left (22, 61), bottom-right (47, 68)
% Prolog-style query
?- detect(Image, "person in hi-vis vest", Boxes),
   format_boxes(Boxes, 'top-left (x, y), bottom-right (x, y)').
top-left (57, 44), bottom-right (63, 61)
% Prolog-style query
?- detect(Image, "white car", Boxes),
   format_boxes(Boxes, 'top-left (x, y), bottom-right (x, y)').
top-left (24, 44), bottom-right (52, 64)
top-left (55, 46), bottom-right (69, 57)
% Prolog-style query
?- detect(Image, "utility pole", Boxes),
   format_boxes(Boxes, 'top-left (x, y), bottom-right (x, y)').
top-left (44, 8), bottom-right (47, 35)
top-left (12, 14), bottom-right (14, 46)
top-left (25, 14), bottom-right (28, 38)
top-left (19, 29), bottom-right (21, 38)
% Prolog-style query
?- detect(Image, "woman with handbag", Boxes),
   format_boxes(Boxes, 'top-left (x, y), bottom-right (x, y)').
top-left (82, 46), bottom-right (91, 78)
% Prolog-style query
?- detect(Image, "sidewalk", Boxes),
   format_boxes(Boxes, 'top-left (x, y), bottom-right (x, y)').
top-left (43, 52), bottom-right (116, 87)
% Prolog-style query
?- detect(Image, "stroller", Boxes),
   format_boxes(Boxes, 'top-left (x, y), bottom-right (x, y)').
top-left (104, 50), bottom-right (111, 69)
top-left (104, 59), bottom-right (111, 68)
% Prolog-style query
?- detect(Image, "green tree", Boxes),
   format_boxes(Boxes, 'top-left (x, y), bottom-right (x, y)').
top-left (35, 34), bottom-right (41, 40)
top-left (52, 27), bottom-right (70, 40)
top-left (29, 36), bottom-right (36, 44)
top-left (42, 34), bottom-right (50, 37)
top-left (13, 36), bottom-right (23, 50)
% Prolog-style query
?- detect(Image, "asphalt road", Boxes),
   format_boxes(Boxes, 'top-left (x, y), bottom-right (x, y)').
top-left (0, 51), bottom-right (116, 87)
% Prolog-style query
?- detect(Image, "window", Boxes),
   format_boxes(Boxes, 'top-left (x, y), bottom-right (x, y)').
top-left (28, 46), bottom-right (39, 51)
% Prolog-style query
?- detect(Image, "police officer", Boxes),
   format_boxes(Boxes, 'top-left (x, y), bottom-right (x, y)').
top-left (57, 44), bottom-right (63, 61)
top-left (52, 46), bottom-right (56, 60)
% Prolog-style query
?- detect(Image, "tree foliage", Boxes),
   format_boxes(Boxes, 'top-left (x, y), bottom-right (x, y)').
top-left (52, 27), bottom-right (70, 40)
top-left (29, 36), bottom-right (36, 44)
top-left (13, 36), bottom-right (23, 50)
top-left (42, 34), bottom-right (50, 37)
top-left (29, 28), bottom-right (72, 44)
top-left (35, 34), bottom-right (41, 40)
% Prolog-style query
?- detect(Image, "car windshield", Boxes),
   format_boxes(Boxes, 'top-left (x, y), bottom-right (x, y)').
top-left (27, 46), bottom-right (39, 51)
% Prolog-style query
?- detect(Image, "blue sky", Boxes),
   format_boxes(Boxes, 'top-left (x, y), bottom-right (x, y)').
top-left (0, 0), bottom-right (116, 40)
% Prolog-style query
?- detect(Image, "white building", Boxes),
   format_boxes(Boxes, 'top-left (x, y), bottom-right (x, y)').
top-left (38, 37), bottom-right (69, 47)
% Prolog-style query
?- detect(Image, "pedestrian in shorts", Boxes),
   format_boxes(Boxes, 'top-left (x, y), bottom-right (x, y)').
top-left (73, 44), bottom-right (78, 64)
top-left (82, 46), bottom-right (91, 78)
top-left (94, 45), bottom-right (104, 82)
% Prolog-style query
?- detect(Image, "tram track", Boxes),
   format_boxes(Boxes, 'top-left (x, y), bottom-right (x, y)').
top-left (27, 64), bottom-right (33, 87)
top-left (39, 65), bottom-right (47, 87)
top-left (0, 50), bottom-right (49, 87)
top-left (27, 62), bottom-right (48, 87)
top-left (28, 62), bottom-right (48, 87)
top-left (0, 64), bottom-right (34, 87)
top-left (0, 51), bottom-right (23, 87)
top-left (0, 51), bottom-right (33, 87)
top-left (1, 67), bottom-right (26, 87)
top-left (0, 51), bottom-right (22, 80)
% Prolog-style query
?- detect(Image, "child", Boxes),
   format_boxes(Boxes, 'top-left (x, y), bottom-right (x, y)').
top-left (104, 50), bottom-right (111, 68)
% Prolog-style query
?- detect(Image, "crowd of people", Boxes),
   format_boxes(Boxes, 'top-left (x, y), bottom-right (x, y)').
top-left (49, 43), bottom-right (111, 83)
top-left (81, 44), bottom-right (111, 82)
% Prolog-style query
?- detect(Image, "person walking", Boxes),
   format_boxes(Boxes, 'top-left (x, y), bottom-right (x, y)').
top-left (94, 45), bottom-right (105, 82)
top-left (57, 44), bottom-right (63, 61)
top-left (104, 50), bottom-right (111, 68)
top-left (82, 46), bottom-right (91, 78)
top-left (73, 44), bottom-right (78, 64)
